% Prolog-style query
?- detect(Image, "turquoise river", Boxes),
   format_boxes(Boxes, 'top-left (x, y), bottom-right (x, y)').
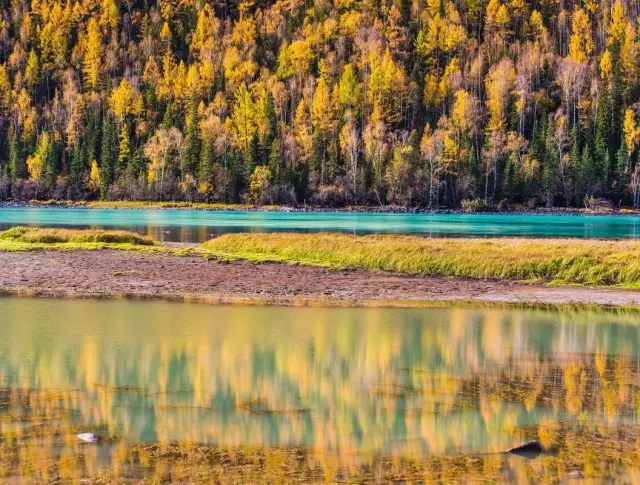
top-left (1, 207), bottom-right (640, 241)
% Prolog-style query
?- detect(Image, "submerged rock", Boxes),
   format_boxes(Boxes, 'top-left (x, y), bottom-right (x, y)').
top-left (77, 432), bottom-right (99, 443)
top-left (507, 441), bottom-right (543, 458)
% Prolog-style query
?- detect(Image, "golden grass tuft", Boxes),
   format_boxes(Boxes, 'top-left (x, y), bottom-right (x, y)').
top-left (0, 227), bottom-right (154, 245)
top-left (203, 233), bottom-right (640, 287)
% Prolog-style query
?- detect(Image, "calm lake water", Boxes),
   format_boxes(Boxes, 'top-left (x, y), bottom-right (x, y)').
top-left (1, 298), bottom-right (640, 482)
top-left (1, 207), bottom-right (640, 241)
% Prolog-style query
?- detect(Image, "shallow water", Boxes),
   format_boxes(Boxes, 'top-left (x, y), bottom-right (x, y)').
top-left (1, 298), bottom-right (640, 482)
top-left (1, 207), bottom-right (640, 241)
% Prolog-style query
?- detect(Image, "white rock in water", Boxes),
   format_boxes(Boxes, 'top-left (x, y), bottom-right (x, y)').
top-left (77, 432), bottom-right (99, 443)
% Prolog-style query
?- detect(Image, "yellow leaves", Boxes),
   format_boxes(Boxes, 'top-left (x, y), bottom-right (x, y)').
top-left (158, 51), bottom-right (175, 101)
top-left (311, 77), bottom-right (334, 134)
top-left (83, 18), bottom-right (102, 91)
top-left (600, 50), bottom-right (612, 80)
top-left (186, 64), bottom-right (201, 96)
top-left (443, 24), bottom-right (466, 52)
top-left (26, 153), bottom-right (44, 182)
top-left (276, 40), bottom-right (313, 80)
top-left (27, 132), bottom-right (51, 183)
top-left (495, 4), bottom-right (510, 29)
top-left (569, 7), bottom-right (593, 64)
top-left (339, 11), bottom-right (363, 36)
top-left (443, 136), bottom-right (458, 162)
top-left (438, 58), bottom-right (461, 103)
top-left (423, 73), bottom-right (438, 108)
top-left (143, 56), bottom-right (161, 86)
top-left (160, 22), bottom-right (172, 48)
top-left (100, 0), bottom-right (119, 31)
top-left (451, 89), bottom-right (475, 134)
top-left (583, 0), bottom-right (598, 15)
top-left (231, 83), bottom-right (257, 153)
top-left (15, 88), bottom-right (36, 140)
top-left (230, 16), bottom-right (257, 48)
top-left (367, 49), bottom-right (404, 119)
top-left (199, 60), bottom-right (216, 94)
top-left (0, 64), bottom-right (10, 111)
top-left (294, 100), bottom-right (312, 162)
top-left (173, 61), bottom-right (188, 102)
top-left (111, 79), bottom-right (141, 122)
top-left (191, 4), bottom-right (220, 58)
top-left (416, 6), bottom-right (466, 60)
top-left (620, 22), bottom-right (638, 87)
top-left (24, 49), bottom-right (39, 87)
top-left (339, 64), bottom-right (361, 113)
top-left (608, 0), bottom-right (626, 47)
top-left (485, 0), bottom-right (501, 29)
top-left (144, 127), bottom-right (183, 187)
top-left (525, 10), bottom-right (546, 40)
top-left (223, 47), bottom-right (258, 90)
top-left (249, 165), bottom-right (271, 202)
top-left (522, 156), bottom-right (540, 180)
top-left (118, 125), bottom-right (131, 167)
top-left (485, 58), bottom-right (515, 132)
top-left (623, 109), bottom-right (640, 155)
top-left (508, 0), bottom-right (527, 19)
top-left (88, 160), bottom-right (101, 191)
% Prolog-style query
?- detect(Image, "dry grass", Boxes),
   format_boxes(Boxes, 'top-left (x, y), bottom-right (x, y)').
top-left (203, 233), bottom-right (640, 287)
top-left (0, 226), bottom-right (154, 245)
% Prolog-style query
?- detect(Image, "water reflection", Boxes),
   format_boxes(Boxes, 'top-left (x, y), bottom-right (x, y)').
top-left (1, 299), bottom-right (640, 482)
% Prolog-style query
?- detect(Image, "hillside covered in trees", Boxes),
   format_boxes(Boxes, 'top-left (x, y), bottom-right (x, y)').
top-left (0, 0), bottom-right (640, 207)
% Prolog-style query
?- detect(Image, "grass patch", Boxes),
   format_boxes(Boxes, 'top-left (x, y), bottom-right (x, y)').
top-left (0, 226), bottom-right (154, 245)
top-left (203, 233), bottom-right (640, 287)
top-left (0, 227), bottom-right (182, 254)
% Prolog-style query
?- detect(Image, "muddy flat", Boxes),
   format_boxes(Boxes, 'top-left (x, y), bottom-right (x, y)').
top-left (1, 249), bottom-right (640, 307)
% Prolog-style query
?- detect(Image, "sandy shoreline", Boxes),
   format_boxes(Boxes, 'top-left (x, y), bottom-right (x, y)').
top-left (1, 249), bottom-right (640, 308)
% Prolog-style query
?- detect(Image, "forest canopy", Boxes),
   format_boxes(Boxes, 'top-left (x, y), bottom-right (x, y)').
top-left (1, 0), bottom-right (640, 208)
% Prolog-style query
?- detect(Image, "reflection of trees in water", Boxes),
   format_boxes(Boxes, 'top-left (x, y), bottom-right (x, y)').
top-left (0, 394), bottom-right (639, 483)
top-left (1, 353), bottom-right (640, 482)
top-left (1, 303), bottom-right (640, 481)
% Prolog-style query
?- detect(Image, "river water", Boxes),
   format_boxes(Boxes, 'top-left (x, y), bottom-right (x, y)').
top-left (1, 298), bottom-right (639, 482)
top-left (1, 207), bottom-right (640, 241)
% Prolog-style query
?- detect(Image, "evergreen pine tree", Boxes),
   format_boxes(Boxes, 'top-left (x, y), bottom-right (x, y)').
top-left (616, 138), bottom-right (630, 205)
top-left (580, 143), bottom-right (596, 201)
top-left (86, 111), bottom-right (101, 168)
top-left (568, 125), bottom-right (580, 205)
top-left (8, 127), bottom-right (26, 182)
top-left (542, 116), bottom-right (557, 207)
top-left (268, 139), bottom-right (282, 184)
top-left (594, 82), bottom-right (611, 185)
top-left (184, 100), bottom-right (201, 176)
top-left (70, 141), bottom-right (86, 184)
top-left (45, 140), bottom-right (61, 189)
top-left (118, 124), bottom-right (131, 171)
top-left (198, 136), bottom-right (214, 191)
top-left (245, 132), bottom-right (260, 182)
top-left (100, 114), bottom-right (117, 199)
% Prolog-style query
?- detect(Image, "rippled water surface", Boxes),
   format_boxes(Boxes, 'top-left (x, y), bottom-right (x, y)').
top-left (1, 299), bottom-right (640, 482)
top-left (1, 207), bottom-right (640, 241)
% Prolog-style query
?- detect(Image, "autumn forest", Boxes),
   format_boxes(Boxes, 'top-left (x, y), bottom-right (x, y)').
top-left (0, 0), bottom-right (640, 207)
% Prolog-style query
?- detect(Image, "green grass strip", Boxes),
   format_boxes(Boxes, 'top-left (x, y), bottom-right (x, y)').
top-left (203, 233), bottom-right (640, 288)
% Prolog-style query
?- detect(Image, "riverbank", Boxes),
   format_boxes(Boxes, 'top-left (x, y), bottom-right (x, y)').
top-left (2, 228), bottom-right (640, 308)
top-left (2, 248), bottom-right (640, 309)
top-left (3, 199), bottom-right (640, 216)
